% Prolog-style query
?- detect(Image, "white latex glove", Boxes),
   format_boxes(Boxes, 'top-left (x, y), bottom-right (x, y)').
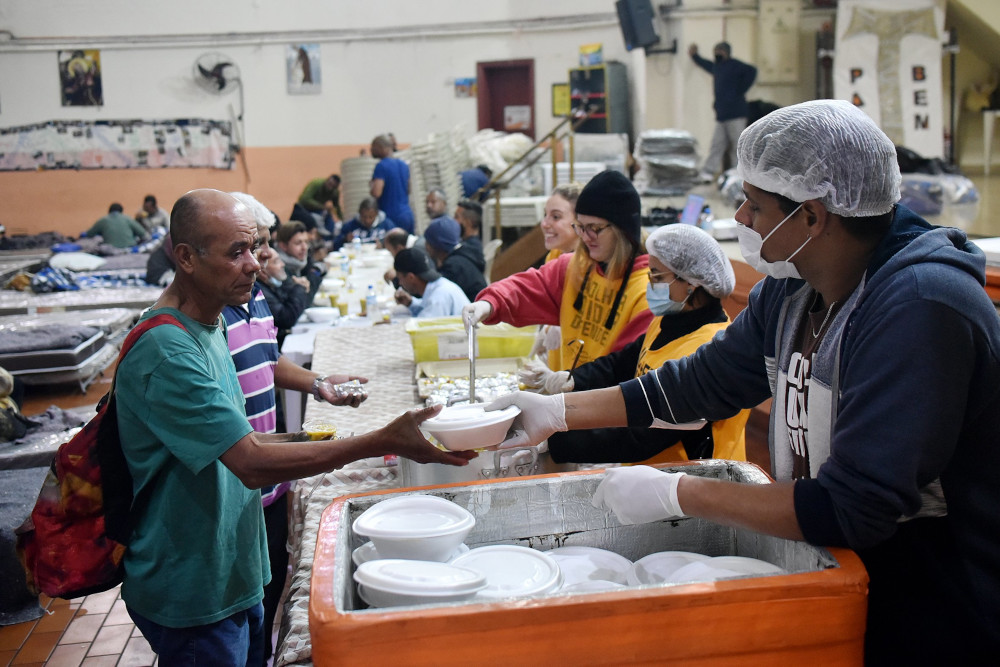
top-left (485, 391), bottom-right (567, 449)
top-left (462, 301), bottom-right (493, 329)
top-left (517, 357), bottom-right (548, 389)
top-left (592, 466), bottom-right (687, 524)
top-left (518, 357), bottom-right (574, 395)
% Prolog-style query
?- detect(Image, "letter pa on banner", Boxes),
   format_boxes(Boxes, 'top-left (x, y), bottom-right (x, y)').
top-left (834, 0), bottom-right (945, 158)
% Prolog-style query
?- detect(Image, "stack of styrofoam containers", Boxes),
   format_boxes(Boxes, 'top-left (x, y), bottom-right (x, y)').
top-left (340, 156), bottom-right (379, 222)
top-left (402, 132), bottom-right (463, 236)
top-left (632, 129), bottom-right (700, 196)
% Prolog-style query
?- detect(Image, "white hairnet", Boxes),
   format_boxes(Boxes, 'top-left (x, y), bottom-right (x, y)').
top-left (229, 191), bottom-right (277, 231)
top-left (645, 224), bottom-right (735, 299)
top-left (736, 99), bottom-right (901, 217)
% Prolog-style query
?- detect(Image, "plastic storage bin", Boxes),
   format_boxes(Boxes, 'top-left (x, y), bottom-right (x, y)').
top-left (310, 461), bottom-right (868, 665)
top-left (404, 317), bottom-right (535, 363)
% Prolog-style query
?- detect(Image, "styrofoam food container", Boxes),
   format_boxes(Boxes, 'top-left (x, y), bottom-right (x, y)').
top-left (421, 404), bottom-right (520, 451)
top-left (353, 559), bottom-right (487, 608)
top-left (666, 556), bottom-right (784, 584)
top-left (304, 306), bottom-right (340, 323)
top-left (546, 546), bottom-right (632, 588)
top-left (451, 545), bottom-right (563, 600)
top-left (352, 541), bottom-right (470, 568)
top-left (627, 551), bottom-right (712, 586)
top-left (560, 580), bottom-right (628, 594)
top-left (352, 495), bottom-right (475, 562)
top-left (706, 556), bottom-right (785, 577)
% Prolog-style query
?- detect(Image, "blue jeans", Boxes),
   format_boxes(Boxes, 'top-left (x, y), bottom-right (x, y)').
top-left (127, 602), bottom-right (265, 666)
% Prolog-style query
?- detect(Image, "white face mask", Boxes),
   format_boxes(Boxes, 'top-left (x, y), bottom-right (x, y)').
top-left (736, 203), bottom-right (809, 280)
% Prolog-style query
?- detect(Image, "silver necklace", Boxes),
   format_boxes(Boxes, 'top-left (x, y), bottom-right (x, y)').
top-left (811, 300), bottom-right (837, 339)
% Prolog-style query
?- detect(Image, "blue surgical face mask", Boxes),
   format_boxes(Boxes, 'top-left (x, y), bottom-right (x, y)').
top-left (268, 276), bottom-right (283, 288)
top-left (646, 279), bottom-right (689, 316)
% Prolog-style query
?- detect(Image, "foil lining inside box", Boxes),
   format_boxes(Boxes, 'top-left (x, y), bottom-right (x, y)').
top-left (330, 460), bottom-right (840, 613)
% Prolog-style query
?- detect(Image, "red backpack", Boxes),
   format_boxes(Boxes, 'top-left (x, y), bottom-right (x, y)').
top-left (16, 313), bottom-right (186, 599)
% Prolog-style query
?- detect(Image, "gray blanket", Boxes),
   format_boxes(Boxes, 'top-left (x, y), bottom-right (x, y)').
top-left (0, 325), bottom-right (101, 354)
top-left (0, 466), bottom-right (47, 625)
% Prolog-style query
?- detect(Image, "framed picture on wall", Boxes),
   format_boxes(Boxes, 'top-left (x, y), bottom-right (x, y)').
top-left (58, 49), bottom-right (103, 106)
top-left (287, 44), bottom-right (321, 95)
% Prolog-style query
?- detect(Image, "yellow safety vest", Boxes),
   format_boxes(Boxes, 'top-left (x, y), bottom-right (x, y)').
top-left (633, 317), bottom-right (749, 464)
top-left (555, 260), bottom-right (649, 371)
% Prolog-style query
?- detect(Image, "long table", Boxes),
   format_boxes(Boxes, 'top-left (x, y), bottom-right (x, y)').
top-left (275, 323), bottom-right (422, 667)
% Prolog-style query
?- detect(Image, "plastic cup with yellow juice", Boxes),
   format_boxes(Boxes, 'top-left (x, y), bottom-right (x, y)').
top-left (302, 419), bottom-right (337, 441)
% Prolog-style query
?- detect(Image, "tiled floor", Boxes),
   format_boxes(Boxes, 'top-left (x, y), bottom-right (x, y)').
top-left (0, 586), bottom-right (155, 667)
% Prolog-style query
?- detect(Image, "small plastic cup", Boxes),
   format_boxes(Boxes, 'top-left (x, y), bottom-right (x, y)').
top-left (302, 419), bottom-right (337, 441)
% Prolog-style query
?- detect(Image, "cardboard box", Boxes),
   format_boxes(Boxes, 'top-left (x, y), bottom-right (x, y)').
top-left (310, 461), bottom-right (868, 665)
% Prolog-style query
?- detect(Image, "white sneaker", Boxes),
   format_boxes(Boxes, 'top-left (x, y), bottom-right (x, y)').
top-left (696, 171), bottom-right (714, 184)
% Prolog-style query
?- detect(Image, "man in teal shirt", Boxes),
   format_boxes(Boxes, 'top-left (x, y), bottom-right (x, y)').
top-left (83, 202), bottom-right (149, 248)
top-left (116, 189), bottom-right (474, 664)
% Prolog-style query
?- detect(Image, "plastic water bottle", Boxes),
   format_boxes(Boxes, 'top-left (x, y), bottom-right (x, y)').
top-left (366, 284), bottom-right (378, 321)
top-left (698, 205), bottom-right (714, 234)
top-left (352, 235), bottom-right (362, 255)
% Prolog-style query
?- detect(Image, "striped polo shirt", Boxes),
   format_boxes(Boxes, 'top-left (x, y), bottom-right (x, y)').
top-left (222, 285), bottom-right (289, 506)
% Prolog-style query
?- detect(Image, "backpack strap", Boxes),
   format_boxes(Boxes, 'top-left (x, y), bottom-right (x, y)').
top-left (117, 313), bottom-right (187, 366)
top-left (100, 312), bottom-right (188, 543)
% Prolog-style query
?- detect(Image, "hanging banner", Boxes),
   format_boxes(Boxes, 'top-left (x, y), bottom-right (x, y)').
top-left (834, 0), bottom-right (945, 157)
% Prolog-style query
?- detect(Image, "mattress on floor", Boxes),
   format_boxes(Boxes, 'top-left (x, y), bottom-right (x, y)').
top-left (11, 343), bottom-right (116, 387)
top-left (0, 326), bottom-right (105, 373)
top-left (0, 308), bottom-right (137, 338)
top-left (0, 285), bottom-right (162, 315)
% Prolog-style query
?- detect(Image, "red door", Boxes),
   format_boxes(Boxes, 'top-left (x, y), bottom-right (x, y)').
top-left (477, 59), bottom-right (535, 139)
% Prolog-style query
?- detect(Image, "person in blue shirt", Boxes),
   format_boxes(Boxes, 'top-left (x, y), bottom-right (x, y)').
top-left (333, 197), bottom-right (397, 250)
top-left (689, 41), bottom-right (757, 182)
top-left (393, 247), bottom-right (469, 317)
top-left (460, 164), bottom-right (493, 202)
top-left (370, 134), bottom-right (415, 234)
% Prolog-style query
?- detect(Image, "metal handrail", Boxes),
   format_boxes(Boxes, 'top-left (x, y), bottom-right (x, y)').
top-left (475, 107), bottom-right (596, 242)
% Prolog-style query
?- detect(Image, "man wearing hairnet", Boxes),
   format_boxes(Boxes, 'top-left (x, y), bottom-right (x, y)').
top-left (488, 100), bottom-right (1000, 661)
top-left (519, 224), bottom-right (749, 465)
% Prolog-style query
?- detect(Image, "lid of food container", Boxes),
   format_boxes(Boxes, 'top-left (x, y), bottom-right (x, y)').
top-left (665, 561), bottom-right (744, 584)
top-left (627, 551), bottom-right (712, 586)
top-left (353, 559), bottom-right (487, 597)
top-left (560, 579), bottom-right (628, 593)
top-left (546, 546), bottom-right (633, 586)
top-left (451, 545), bottom-right (563, 599)
top-left (353, 495), bottom-right (475, 540)
top-left (421, 404), bottom-right (520, 432)
top-left (352, 541), bottom-right (470, 567)
top-left (706, 556), bottom-right (785, 577)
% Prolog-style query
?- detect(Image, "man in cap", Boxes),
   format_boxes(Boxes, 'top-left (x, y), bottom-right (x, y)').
top-left (424, 216), bottom-right (486, 302)
top-left (393, 246), bottom-right (469, 318)
top-left (688, 41), bottom-right (757, 182)
top-left (487, 100), bottom-right (1000, 662)
top-left (115, 189), bottom-right (474, 665)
